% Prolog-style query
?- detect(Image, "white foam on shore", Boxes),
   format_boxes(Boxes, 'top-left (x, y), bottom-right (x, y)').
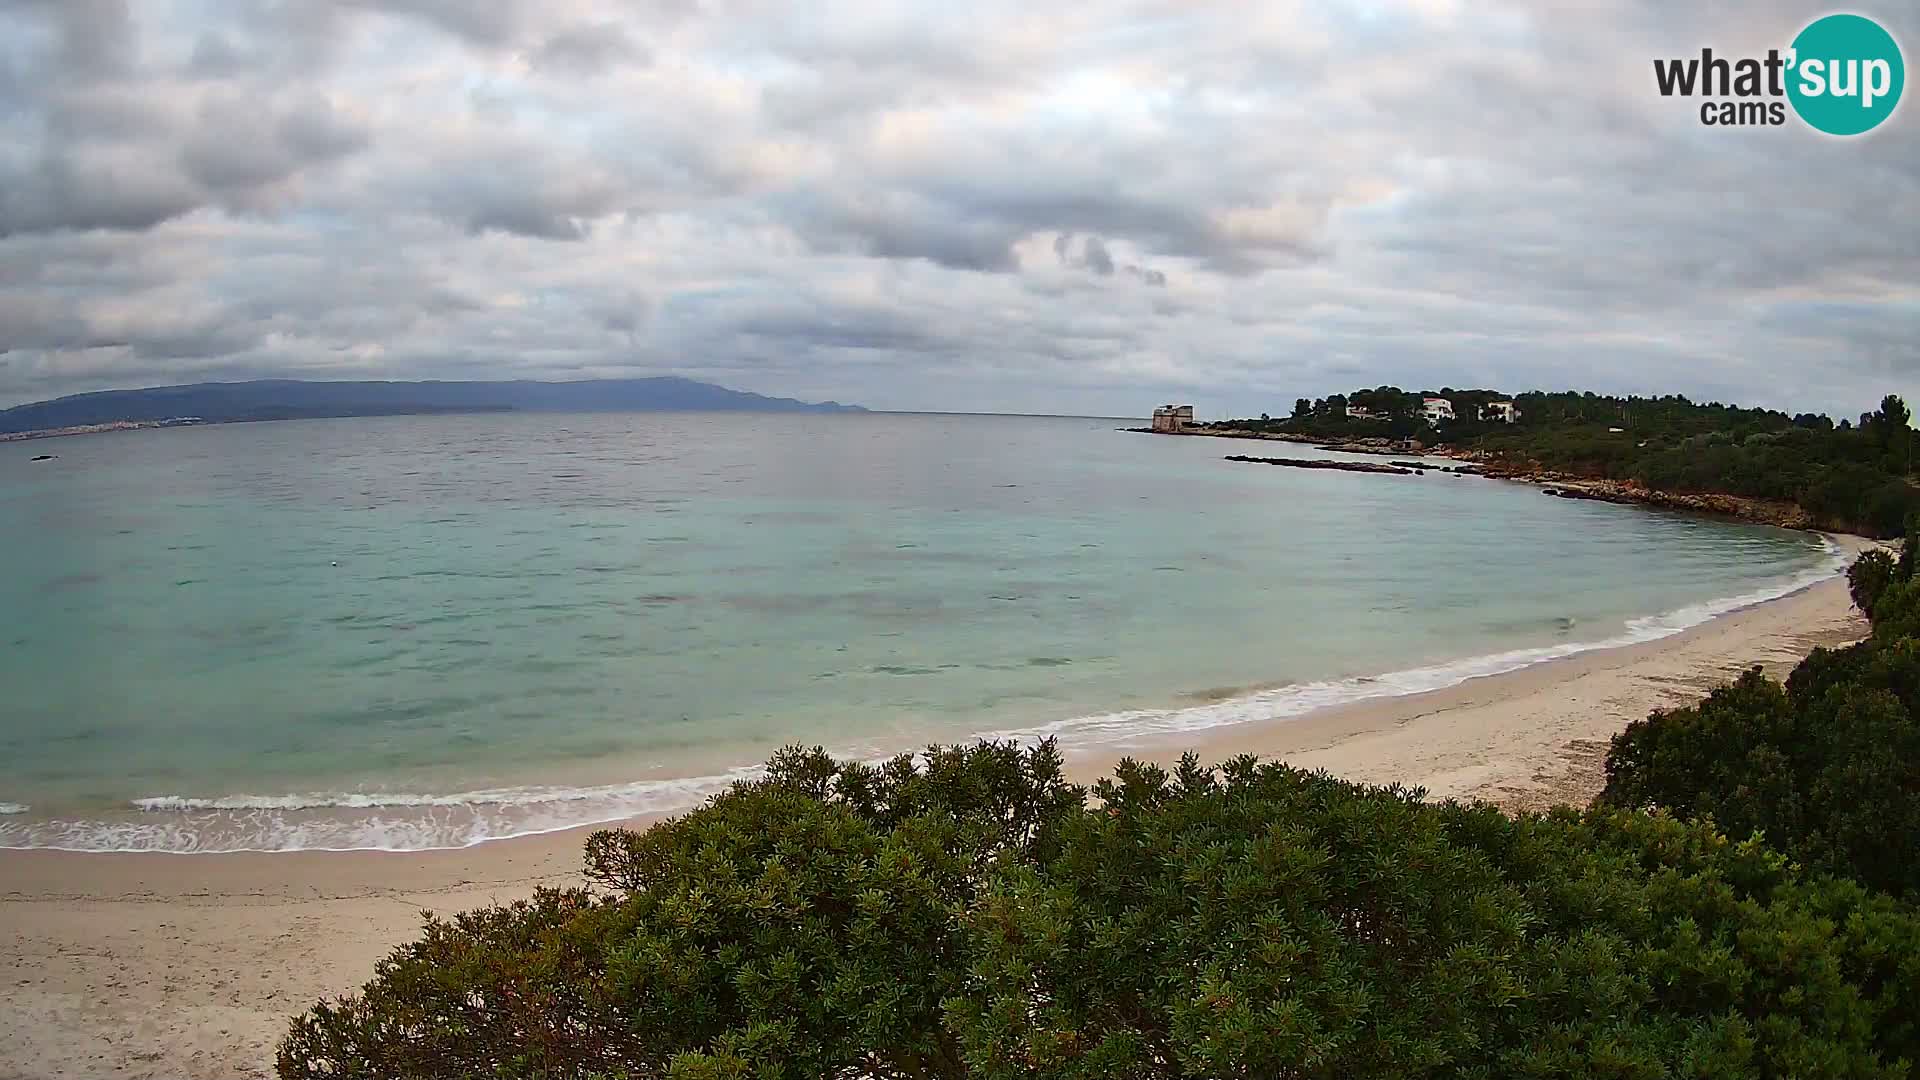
top-left (1, 767), bottom-right (766, 854)
top-left (975, 536), bottom-right (1846, 748)
top-left (0, 538), bottom-right (1847, 854)
top-left (127, 774), bottom-right (768, 813)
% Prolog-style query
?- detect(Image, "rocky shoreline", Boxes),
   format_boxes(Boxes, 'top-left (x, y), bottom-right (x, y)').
top-left (1132, 425), bottom-right (1821, 531)
top-left (1436, 449), bottom-right (1818, 529)
top-left (1522, 476), bottom-right (1812, 528)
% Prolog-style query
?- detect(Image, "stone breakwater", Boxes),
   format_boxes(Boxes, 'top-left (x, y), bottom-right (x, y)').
top-left (1127, 426), bottom-right (1435, 458)
top-left (1224, 454), bottom-right (1416, 475)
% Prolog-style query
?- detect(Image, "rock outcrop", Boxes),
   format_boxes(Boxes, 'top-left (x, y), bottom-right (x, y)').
top-left (1224, 455), bottom-right (1415, 475)
top-left (1533, 479), bottom-right (1815, 529)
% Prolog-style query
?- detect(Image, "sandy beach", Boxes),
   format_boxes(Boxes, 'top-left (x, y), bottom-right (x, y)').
top-left (0, 550), bottom-right (1873, 1080)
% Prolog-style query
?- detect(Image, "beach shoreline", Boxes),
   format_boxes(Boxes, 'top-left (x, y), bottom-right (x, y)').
top-left (0, 542), bottom-right (1875, 1079)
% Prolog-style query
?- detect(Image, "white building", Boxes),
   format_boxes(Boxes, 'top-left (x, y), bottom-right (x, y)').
top-left (1479, 400), bottom-right (1520, 424)
top-left (1345, 405), bottom-right (1386, 421)
top-left (1420, 397), bottom-right (1455, 424)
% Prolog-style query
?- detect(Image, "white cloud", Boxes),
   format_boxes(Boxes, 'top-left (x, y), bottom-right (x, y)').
top-left (0, 0), bottom-right (1913, 419)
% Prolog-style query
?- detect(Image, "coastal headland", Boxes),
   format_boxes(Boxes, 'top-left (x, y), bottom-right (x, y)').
top-left (1136, 424), bottom-right (1822, 530)
top-left (0, 543), bottom-right (1872, 1079)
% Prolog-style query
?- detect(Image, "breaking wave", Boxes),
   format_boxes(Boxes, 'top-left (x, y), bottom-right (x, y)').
top-left (0, 538), bottom-right (1846, 854)
top-left (0, 769), bottom-right (764, 854)
top-left (975, 535), bottom-right (1845, 747)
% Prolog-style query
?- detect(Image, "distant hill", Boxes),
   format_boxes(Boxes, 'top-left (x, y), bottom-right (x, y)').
top-left (0, 378), bottom-right (866, 434)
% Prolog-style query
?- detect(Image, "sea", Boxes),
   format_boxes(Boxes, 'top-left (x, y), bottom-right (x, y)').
top-left (0, 411), bottom-right (1841, 852)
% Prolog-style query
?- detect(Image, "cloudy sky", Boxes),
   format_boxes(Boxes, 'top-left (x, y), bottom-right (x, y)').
top-left (0, 0), bottom-right (1914, 418)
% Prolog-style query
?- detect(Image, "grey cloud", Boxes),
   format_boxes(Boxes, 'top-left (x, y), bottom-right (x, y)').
top-left (187, 31), bottom-right (248, 78)
top-left (531, 23), bottom-right (651, 75)
top-left (0, 157), bottom-right (201, 237)
top-left (0, 288), bottom-right (260, 361)
top-left (338, 0), bottom-right (523, 46)
top-left (1, 5), bottom-right (372, 237)
top-left (441, 159), bottom-right (626, 241)
top-left (277, 98), bottom-right (371, 161)
top-left (1056, 233), bottom-right (1165, 286)
top-left (1082, 236), bottom-right (1115, 276)
top-left (787, 189), bottom-right (1021, 272)
top-left (49, 0), bottom-right (135, 81)
top-left (0, 0), bottom-right (1914, 419)
top-left (736, 312), bottom-right (949, 354)
top-left (466, 205), bottom-right (591, 242)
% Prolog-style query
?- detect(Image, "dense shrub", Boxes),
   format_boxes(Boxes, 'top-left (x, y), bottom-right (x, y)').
top-left (280, 740), bottom-right (1080, 1080)
top-left (1220, 390), bottom-right (1920, 535)
top-left (1851, 549), bottom-right (1897, 615)
top-left (1603, 551), bottom-right (1920, 900)
top-left (958, 757), bottom-right (1920, 1079)
top-left (283, 745), bottom-right (1920, 1079)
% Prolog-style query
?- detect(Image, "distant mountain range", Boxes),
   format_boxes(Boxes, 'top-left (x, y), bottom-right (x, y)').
top-left (0, 378), bottom-right (866, 434)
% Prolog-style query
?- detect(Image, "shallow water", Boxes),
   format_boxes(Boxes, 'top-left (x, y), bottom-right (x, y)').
top-left (0, 412), bottom-right (1837, 850)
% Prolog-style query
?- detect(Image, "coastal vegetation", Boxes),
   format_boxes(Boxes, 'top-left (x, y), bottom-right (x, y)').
top-left (1208, 389), bottom-right (1920, 536)
top-left (1602, 531), bottom-right (1920, 901)
top-left (284, 642), bottom-right (1920, 1080)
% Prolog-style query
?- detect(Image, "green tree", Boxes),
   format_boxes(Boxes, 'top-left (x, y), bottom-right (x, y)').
top-left (1880, 395), bottom-right (1911, 432)
top-left (280, 741), bottom-right (1081, 1080)
top-left (284, 744), bottom-right (1920, 1079)
top-left (1604, 553), bottom-right (1920, 899)
top-left (958, 760), bottom-right (1920, 1078)
top-left (1883, 395), bottom-right (1914, 475)
top-left (1850, 548), bottom-right (1896, 615)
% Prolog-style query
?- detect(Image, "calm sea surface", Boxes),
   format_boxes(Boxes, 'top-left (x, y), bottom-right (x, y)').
top-left (0, 412), bottom-right (1837, 850)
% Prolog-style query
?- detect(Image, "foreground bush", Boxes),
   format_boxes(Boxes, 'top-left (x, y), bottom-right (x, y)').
top-left (281, 744), bottom-right (1920, 1079)
top-left (1604, 551), bottom-right (1920, 899)
top-left (281, 741), bottom-right (1080, 1079)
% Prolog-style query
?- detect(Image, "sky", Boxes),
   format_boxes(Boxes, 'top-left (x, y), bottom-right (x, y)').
top-left (0, 0), bottom-right (1915, 419)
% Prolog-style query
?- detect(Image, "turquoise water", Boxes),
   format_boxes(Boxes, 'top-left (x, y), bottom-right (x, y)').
top-left (0, 412), bottom-right (1837, 851)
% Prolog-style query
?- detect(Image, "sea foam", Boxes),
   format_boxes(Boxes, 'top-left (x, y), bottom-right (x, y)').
top-left (976, 536), bottom-right (1846, 748)
top-left (1, 768), bottom-right (766, 854)
top-left (0, 538), bottom-right (1848, 854)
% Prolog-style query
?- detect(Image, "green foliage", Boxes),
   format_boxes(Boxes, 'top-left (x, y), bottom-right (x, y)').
top-left (284, 743), bottom-right (1920, 1079)
top-left (957, 758), bottom-right (1918, 1079)
top-left (1603, 550), bottom-right (1920, 901)
top-left (1850, 549), bottom-right (1896, 615)
top-left (1473, 395), bottom-right (1920, 535)
top-left (281, 740), bottom-right (1079, 1080)
top-left (1217, 390), bottom-right (1920, 536)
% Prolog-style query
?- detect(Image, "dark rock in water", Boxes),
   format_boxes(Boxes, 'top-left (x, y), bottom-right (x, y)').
top-left (1543, 485), bottom-right (1635, 505)
top-left (30, 454), bottom-right (54, 461)
top-left (1314, 443), bottom-right (1412, 457)
top-left (1225, 455), bottom-right (1414, 475)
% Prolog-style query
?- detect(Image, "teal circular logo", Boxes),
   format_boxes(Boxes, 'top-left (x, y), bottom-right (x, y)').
top-left (1787, 14), bottom-right (1904, 135)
